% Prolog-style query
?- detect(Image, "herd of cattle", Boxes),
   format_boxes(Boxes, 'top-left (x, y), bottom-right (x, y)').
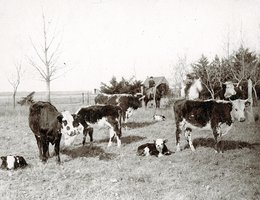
top-left (0, 81), bottom-right (251, 169)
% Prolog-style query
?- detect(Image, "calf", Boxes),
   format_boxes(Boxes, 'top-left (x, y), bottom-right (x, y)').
top-left (70, 104), bottom-right (123, 147)
top-left (153, 114), bottom-right (166, 121)
top-left (0, 156), bottom-right (28, 170)
top-left (95, 93), bottom-right (142, 123)
top-left (137, 139), bottom-right (171, 157)
top-left (29, 101), bottom-right (82, 163)
top-left (173, 99), bottom-right (250, 153)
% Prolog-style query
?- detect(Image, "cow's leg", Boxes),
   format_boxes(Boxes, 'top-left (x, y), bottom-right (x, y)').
top-left (176, 123), bottom-right (182, 152)
top-left (81, 123), bottom-right (89, 146)
top-left (115, 127), bottom-right (122, 148)
top-left (34, 135), bottom-right (43, 159)
top-left (87, 127), bottom-right (94, 142)
top-left (54, 133), bottom-right (62, 163)
top-left (108, 128), bottom-right (116, 147)
top-left (185, 128), bottom-right (195, 151)
top-left (42, 139), bottom-right (49, 163)
top-left (213, 128), bottom-right (220, 153)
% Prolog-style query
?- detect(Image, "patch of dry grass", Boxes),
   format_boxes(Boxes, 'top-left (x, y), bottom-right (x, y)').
top-left (0, 103), bottom-right (259, 200)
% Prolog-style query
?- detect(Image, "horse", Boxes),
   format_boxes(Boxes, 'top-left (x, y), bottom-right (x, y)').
top-left (143, 83), bottom-right (167, 108)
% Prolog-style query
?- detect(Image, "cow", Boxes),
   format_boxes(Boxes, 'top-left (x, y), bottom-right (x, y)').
top-left (137, 139), bottom-right (171, 157)
top-left (173, 99), bottom-right (250, 153)
top-left (0, 156), bottom-right (28, 170)
top-left (153, 114), bottom-right (166, 121)
top-left (29, 101), bottom-right (83, 163)
top-left (181, 78), bottom-right (241, 100)
top-left (68, 104), bottom-right (123, 147)
top-left (95, 93), bottom-right (142, 123)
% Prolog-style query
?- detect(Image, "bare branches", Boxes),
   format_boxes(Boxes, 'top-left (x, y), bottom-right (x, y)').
top-left (28, 11), bottom-right (66, 101)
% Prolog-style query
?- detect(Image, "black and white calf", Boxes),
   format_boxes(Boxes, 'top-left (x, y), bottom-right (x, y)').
top-left (137, 139), bottom-right (171, 157)
top-left (153, 114), bottom-right (166, 121)
top-left (0, 156), bottom-right (28, 170)
top-left (68, 104), bottom-right (123, 147)
top-left (95, 93), bottom-right (143, 123)
top-left (173, 99), bottom-right (250, 153)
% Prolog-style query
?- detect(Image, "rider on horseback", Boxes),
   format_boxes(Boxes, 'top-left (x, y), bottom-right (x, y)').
top-left (148, 76), bottom-right (155, 99)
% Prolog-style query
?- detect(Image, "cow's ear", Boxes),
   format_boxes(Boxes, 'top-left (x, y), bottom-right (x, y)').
top-left (153, 140), bottom-right (156, 144)
top-left (57, 114), bottom-right (63, 123)
top-left (164, 139), bottom-right (168, 143)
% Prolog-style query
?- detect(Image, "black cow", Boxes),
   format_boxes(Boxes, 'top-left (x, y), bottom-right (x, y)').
top-left (29, 101), bottom-right (82, 163)
top-left (95, 93), bottom-right (142, 123)
top-left (173, 99), bottom-right (250, 153)
top-left (69, 104), bottom-right (123, 147)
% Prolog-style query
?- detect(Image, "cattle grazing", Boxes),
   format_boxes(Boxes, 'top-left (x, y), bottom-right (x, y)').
top-left (29, 101), bottom-right (82, 163)
top-left (153, 114), bottom-right (166, 121)
top-left (0, 156), bottom-right (28, 170)
top-left (70, 104), bottom-right (123, 147)
top-left (173, 99), bottom-right (250, 153)
top-left (137, 139), bottom-right (171, 157)
top-left (95, 93), bottom-right (142, 123)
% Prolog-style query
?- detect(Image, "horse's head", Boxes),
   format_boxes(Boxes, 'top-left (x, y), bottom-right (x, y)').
top-left (157, 83), bottom-right (167, 96)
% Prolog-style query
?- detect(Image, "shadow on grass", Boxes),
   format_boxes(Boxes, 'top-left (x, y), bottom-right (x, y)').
top-left (61, 145), bottom-right (116, 161)
top-left (96, 135), bottom-right (146, 145)
top-left (124, 121), bottom-right (156, 129)
top-left (184, 137), bottom-right (260, 151)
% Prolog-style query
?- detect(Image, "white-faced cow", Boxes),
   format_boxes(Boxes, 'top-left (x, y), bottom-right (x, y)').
top-left (68, 104), bottom-right (123, 147)
top-left (137, 139), bottom-right (171, 157)
top-left (29, 101), bottom-right (82, 163)
top-left (95, 93), bottom-right (142, 123)
top-left (0, 155), bottom-right (28, 170)
top-left (181, 78), bottom-right (243, 100)
top-left (173, 99), bottom-right (250, 153)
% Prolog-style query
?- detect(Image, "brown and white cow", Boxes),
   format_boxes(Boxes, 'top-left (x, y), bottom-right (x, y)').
top-left (94, 93), bottom-right (142, 123)
top-left (68, 104), bottom-right (123, 147)
top-left (29, 101), bottom-right (82, 163)
top-left (173, 99), bottom-right (250, 153)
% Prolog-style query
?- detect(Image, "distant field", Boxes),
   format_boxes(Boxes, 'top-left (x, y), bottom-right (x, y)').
top-left (0, 96), bottom-right (259, 200)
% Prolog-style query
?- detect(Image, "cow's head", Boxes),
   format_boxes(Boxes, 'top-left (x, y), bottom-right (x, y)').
top-left (154, 139), bottom-right (168, 152)
top-left (224, 82), bottom-right (237, 98)
top-left (230, 99), bottom-right (250, 122)
top-left (60, 111), bottom-right (84, 146)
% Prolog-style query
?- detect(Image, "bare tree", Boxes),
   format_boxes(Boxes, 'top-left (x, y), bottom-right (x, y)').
top-left (28, 12), bottom-right (66, 102)
top-left (171, 55), bottom-right (190, 97)
top-left (8, 61), bottom-right (22, 109)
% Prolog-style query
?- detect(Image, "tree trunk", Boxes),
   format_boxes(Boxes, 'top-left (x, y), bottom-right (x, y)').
top-left (46, 80), bottom-right (51, 102)
top-left (12, 92), bottom-right (16, 109)
top-left (247, 79), bottom-right (254, 123)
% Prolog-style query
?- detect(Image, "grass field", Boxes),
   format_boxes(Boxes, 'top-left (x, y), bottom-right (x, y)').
top-left (0, 97), bottom-right (259, 200)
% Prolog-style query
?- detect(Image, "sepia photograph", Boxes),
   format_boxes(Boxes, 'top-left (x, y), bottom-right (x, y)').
top-left (0, 0), bottom-right (259, 199)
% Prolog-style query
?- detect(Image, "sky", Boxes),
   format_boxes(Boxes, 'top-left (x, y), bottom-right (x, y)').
top-left (0, 0), bottom-right (260, 92)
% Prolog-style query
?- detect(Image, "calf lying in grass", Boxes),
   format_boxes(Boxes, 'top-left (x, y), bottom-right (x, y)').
top-left (0, 155), bottom-right (28, 170)
top-left (153, 114), bottom-right (166, 121)
top-left (137, 139), bottom-right (172, 157)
